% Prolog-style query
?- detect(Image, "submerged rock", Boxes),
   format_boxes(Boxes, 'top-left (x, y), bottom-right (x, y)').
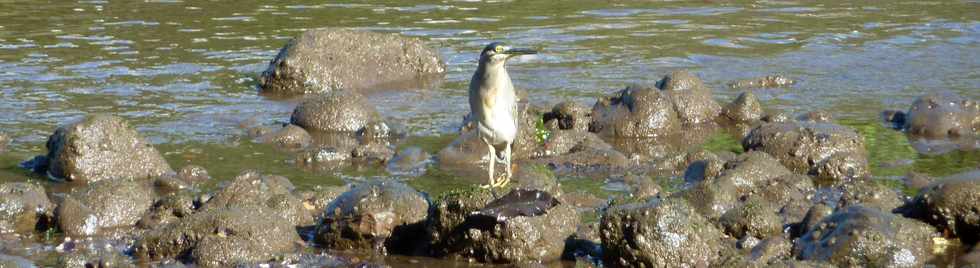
top-left (729, 75), bottom-right (795, 89)
top-left (900, 170), bottom-right (980, 243)
top-left (290, 91), bottom-right (385, 133)
top-left (743, 121), bottom-right (869, 181)
top-left (386, 146), bottom-right (430, 176)
top-left (601, 198), bottom-right (724, 267)
top-left (0, 254), bottom-right (36, 268)
top-left (43, 114), bottom-right (172, 183)
top-left (0, 182), bottom-right (54, 234)
top-left (316, 180), bottom-right (429, 254)
top-left (260, 28), bottom-right (445, 95)
top-left (431, 189), bottom-right (577, 263)
top-left (794, 205), bottom-right (936, 267)
top-left (56, 179), bottom-right (155, 237)
top-left (255, 124), bottom-right (312, 149)
top-left (902, 91), bottom-right (979, 138)
top-left (134, 207), bottom-right (302, 268)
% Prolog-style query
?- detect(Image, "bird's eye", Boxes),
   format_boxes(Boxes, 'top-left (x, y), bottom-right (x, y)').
top-left (495, 46), bottom-right (504, 53)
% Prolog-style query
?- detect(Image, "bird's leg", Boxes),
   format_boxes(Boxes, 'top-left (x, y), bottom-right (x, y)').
top-left (481, 142), bottom-right (496, 189)
top-left (495, 143), bottom-right (513, 188)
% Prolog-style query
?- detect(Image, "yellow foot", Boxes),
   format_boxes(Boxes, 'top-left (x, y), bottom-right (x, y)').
top-left (479, 183), bottom-right (493, 189)
top-left (492, 177), bottom-right (510, 188)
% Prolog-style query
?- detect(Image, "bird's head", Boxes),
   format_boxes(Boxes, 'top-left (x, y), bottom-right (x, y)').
top-left (479, 42), bottom-right (537, 67)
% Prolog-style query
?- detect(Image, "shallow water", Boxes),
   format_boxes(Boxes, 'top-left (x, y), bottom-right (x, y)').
top-left (0, 0), bottom-right (978, 266)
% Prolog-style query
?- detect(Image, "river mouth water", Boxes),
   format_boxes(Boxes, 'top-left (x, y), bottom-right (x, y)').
top-left (0, 0), bottom-right (978, 266)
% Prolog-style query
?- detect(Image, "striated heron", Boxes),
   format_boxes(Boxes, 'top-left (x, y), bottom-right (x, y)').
top-left (467, 42), bottom-right (537, 188)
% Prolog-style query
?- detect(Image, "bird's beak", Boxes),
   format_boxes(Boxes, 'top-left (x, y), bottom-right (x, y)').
top-left (504, 47), bottom-right (538, 57)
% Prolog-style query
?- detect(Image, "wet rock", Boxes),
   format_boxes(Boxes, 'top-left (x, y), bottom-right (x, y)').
top-left (386, 146), bottom-right (430, 176)
top-left (590, 84), bottom-right (680, 137)
top-left (794, 205), bottom-right (936, 267)
top-left (882, 110), bottom-right (907, 129)
top-left (656, 70), bottom-right (722, 124)
top-left (176, 165), bottom-right (210, 184)
top-left (752, 174), bottom-right (816, 227)
top-left (623, 173), bottom-right (661, 199)
top-left (797, 111), bottom-right (833, 123)
top-left (0, 182), bottom-right (54, 234)
top-left (56, 179), bottom-right (155, 237)
top-left (762, 112), bottom-right (791, 123)
top-left (296, 185), bottom-right (349, 220)
top-left (719, 197), bottom-right (782, 239)
top-left (200, 171), bottom-right (313, 227)
top-left (903, 91), bottom-right (979, 138)
top-left (0, 254), bottom-right (35, 268)
top-left (531, 130), bottom-right (629, 176)
top-left (137, 193), bottom-right (196, 229)
top-left (729, 75), bottom-right (795, 89)
top-left (513, 164), bottom-right (561, 195)
top-left (316, 180), bottom-right (429, 254)
top-left (750, 236), bottom-right (793, 264)
top-left (43, 114), bottom-right (172, 183)
top-left (682, 150), bottom-right (727, 183)
top-left (795, 204), bottom-right (833, 238)
top-left (767, 259), bottom-right (837, 268)
top-left (260, 28), bottom-right (445, 95)
top-left (601, 198), bottom-right (724, 267)
top-left (681, 174), bottom-right (740, 220)
top-left (743, 121), bottom-right (869, 181)
top-left (290, 91), bottom-right (384, 133)
top-left (296, 146), bottom-right (352, 170)
top-left (838, 179), bottom-right (903, 212)
top-left (900, 170), bottom-right (980, 243)
top-left (351, 141), bottom-right (395, 164)
top-left (543, 101), bottom-right (591, 132)
top-left (134, 207), bottom-right (302, 268)
top-left (723, 91), bottom-right (764, 122)
top-left (60, 247), bottom-right (134, 268)
top-left (902, 171), bottom-right (934, 191)
top-left (256, 124), bottom-right (312, 149)
top-left (716, 151), bottom-right (793, 195)
top-left (426, 187), bottom-right (497, 257)
top-left (438, 189), bottom-right (577, 263)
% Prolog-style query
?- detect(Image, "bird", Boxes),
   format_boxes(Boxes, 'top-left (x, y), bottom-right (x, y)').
top-left (468, 42), bottom-right (537, 188)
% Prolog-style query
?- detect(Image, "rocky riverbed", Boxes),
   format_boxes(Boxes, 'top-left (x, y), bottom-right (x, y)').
top-left (1, 1), bottom-right (979, 267)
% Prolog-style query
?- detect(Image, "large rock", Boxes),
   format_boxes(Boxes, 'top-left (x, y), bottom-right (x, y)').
top-left (794, 205), bottom-right (936, 267)
top-left (903, 91), bottom-right (979, 138)
top-left (838, 179), bottom-right (903, 212)
top-left (134, 207), bottom-right (302, 268)
top-left (601, 198), bottom-right (725, 267)
top-left (0, 182), bottom-right (53, 234)
top-left (529, 130), bottom-right (629, 176)
top-left (431, 189), bottom-right (577, 263)
top-left (656, 70), bottom-right (722, 124)
top-left (290, 91), bottom-right (384, 133)
top-left (200, 171), bottom-right (313, 227)
top-left (714, 151), bottom-right (793, 196)
top-left (43, 115), bottom-right (172, 183)
top-left (590, 84), bottom-right (680, 137)
top-left (260, 28), bottom-right (445, 95)
top-left (56, 179), bottom-right (155, 237)
top-left (900, 170), bottom-right (980, 243)
top-left (743, 121), bottom-right (869, 181)
top-left (315, 180), bottom-right (429, 254)
top-left (719, 197), bottom-right (782, 239)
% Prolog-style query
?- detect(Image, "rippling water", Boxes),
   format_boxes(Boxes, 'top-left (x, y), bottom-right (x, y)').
top-left (1, 0), bottom-right (977, 146)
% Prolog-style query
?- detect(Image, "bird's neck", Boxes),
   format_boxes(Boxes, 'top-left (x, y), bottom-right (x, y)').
top-left (477, 61), bottom-right (508, 81)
